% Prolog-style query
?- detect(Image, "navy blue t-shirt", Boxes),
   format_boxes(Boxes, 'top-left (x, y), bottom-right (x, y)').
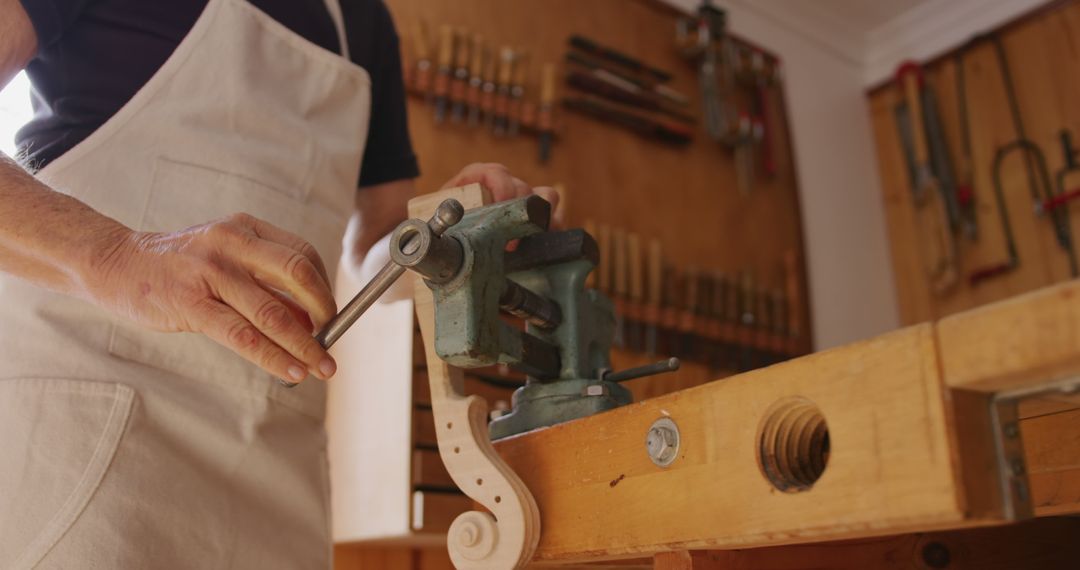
top-left (16, 0), bottom-right (419, 188)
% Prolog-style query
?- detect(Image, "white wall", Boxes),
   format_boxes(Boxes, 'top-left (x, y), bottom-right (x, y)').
top-left (666, 0), bottom-right (901, 349)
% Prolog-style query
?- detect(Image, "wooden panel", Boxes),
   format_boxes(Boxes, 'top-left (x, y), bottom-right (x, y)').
top-left (652, 517), bottom-right (1080, 569)
top-left (869, 1), bottom-right (1080, 324)
top-left (386, 0), bottom-right (813, 381)
top-left (494, 325), bottom-right (968, 563)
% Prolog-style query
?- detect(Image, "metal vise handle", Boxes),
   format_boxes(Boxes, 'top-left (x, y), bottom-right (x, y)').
top-left (314, 198), bottom-right (465, 351)
top-left (315, 198), bottom-right (462, 349)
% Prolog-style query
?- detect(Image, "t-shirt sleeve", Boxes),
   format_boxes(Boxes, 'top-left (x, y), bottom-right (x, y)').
top-left (347, 1), bottom-right (420, 188)
top-left (18, 0), bottom-right (92, 51)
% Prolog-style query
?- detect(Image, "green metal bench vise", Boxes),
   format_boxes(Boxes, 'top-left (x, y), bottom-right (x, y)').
top-left (316, 195), bottom-right (678, 440)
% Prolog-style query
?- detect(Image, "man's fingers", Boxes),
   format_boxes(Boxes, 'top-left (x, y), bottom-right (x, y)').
top-left (531, 186), bottom-right (559, 216)
top-left (233, 237), bottom-right (337, 329)
top-left (218, 277), bottom-right (335, 380)
top-left (193, 298), bottom-right (312, 384)
top-left (240, 214), bottom-right (332, 288)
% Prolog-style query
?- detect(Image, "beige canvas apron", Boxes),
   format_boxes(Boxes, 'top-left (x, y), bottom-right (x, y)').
top-left (0, 0), bottom-right (370, 567)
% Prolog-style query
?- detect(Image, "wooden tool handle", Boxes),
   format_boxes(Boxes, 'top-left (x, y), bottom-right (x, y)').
top-left (613, 229), bottom-right (628, 298)
top-left (628, 233), bottom-right (643, 302)
top-left (412, 19), bottom-right (431, 61)
top-left (513, 50), bottom-right (530, 87)
top-left (483, 45), bottom-right (497, 83)
top-left (540, 63), bottom-right (557, 106)
top-left (897, 63), bottom-right (930, 164)
top-left (684, 266), bottom-right (699, 312)
top-left (647, 239), bottom-right (663, 306)
top-left (469, 34), bottom-right (484, 76)
top-left (498, 47), bottom-right (515, 85)
top-left (453, 29), bottom-right (471, 69)
top-left (438, 25), bottom-right (454, 68)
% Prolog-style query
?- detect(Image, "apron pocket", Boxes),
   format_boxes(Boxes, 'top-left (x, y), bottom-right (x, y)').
top-left (0, 379), bottom-right (135, 569)
top-left (109, 157), bottom-right (342, 410)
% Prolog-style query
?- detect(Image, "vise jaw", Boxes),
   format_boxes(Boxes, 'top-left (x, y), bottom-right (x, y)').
top-left (392, 195), bottom-right (631, 439)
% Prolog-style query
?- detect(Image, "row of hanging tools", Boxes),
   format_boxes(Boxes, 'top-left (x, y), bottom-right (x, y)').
top-left (960, 34), bottom-right (1078, 285)
top-left (895, 62), bottom-right (960, 294)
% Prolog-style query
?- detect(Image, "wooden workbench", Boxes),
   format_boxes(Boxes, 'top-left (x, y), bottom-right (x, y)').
top-left (486, 279), bottom-right (1080, 567)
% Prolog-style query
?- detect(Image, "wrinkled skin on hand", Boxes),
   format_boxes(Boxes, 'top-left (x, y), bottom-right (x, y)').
top-left (87, 213), bottom-right (338, 384)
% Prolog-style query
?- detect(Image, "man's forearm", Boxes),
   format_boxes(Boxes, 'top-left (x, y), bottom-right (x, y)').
top-left (0, 154), bottom-right (129, 297)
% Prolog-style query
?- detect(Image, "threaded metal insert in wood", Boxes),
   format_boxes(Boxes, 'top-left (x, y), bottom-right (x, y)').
top-left (757, 397), bottom-right (830, 492)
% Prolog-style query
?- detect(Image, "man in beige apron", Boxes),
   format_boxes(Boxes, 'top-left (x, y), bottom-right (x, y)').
top-left (0, 0), bottom-right (553, 567)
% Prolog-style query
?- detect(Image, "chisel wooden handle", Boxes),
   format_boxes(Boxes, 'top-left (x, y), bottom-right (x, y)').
top-left (627, 233), bottom-right (643, 304)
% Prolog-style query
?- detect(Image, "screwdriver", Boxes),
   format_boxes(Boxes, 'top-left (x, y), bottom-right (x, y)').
top-left (644, 239), bottom-right (662, 357)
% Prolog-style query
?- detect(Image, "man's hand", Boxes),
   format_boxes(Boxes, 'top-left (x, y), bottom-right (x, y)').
top-left (345, 163), bottom-right (559, 274)
top-left (85, 214), bottom-right (338, 384)
top-left (440, 163), bottom-right (560, 222)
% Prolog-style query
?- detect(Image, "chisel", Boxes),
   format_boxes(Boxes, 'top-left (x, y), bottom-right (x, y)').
top-left (695, 271), bottom-right (714, 365)
top-left (410, 19), bottom-right (433, 98)
top-left (480, 44), bottom-right (497, 129)
top-left (433, 25), bottom-right (454, 124)
top-left (626, 233), bottom-right (645, 352)
top-left (538, 63), bottom-right (557, 163)
top-left (659, 265), bottom-right (682, 359)
top-left (736, 273), bottom-right (756, 371)
top-left (569, 35), bottom-right (672, 83)
top-left (677, 266), bottom-right (698, 360)
top-left (562, 95), bottom-right (693, 146)
top-left (644, 239), bottom-right (663, 357)
top-left (493, 47), bottom-right (514, 136)
top-left (466, 34), bottom-right (485, 127)
top-left (612, 228), bottom-right (628, 349)
top-left (508, 50), bottom-right (529, 137)
top-left (450, 29), bottom-right (471, 123)
top-left (565, 50), bottom-right (689, 107)
top-left (711, 273), bottom-right (735, 371)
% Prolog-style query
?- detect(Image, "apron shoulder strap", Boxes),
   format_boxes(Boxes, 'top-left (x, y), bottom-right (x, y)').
top-left (321, 0), bottom-right (349, 59)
